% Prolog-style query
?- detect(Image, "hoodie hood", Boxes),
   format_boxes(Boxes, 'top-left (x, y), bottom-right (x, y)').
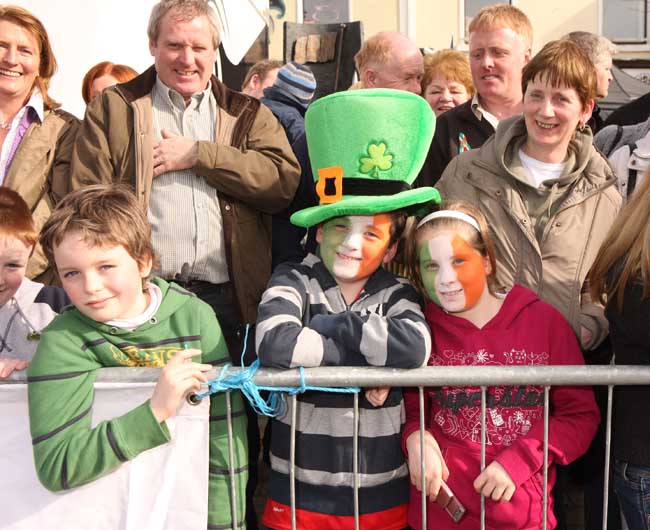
top-left (482, 115), bottom-right (616, 194)
top-left (13, 277), bottom-right (43, 309)
top-left (66, 277), bottom-right (194, 336)
top-left (425, 284), bottom-right (539, 332)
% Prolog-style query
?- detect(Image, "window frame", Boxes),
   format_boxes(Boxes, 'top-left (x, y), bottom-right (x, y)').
top-left (296, 0), bottom-right (354, 24)
top-left (457, 0), bottom-right (515, 50)
top-left (599, 0), bottom-right (650, 51)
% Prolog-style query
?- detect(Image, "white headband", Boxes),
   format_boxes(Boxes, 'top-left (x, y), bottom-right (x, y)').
top-left (416, 210), bottom-right (481, 232)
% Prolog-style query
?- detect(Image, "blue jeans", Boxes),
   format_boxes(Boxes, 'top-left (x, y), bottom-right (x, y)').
top-left (614, 460), bottom-right (650, 530)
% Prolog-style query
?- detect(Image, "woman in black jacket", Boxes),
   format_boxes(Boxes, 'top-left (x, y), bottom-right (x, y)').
top-left (591, 170), bottom-right (650, 530)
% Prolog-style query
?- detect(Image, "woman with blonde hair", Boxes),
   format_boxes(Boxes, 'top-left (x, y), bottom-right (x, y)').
top-left (589, 172), bottom-right (650, 530)
top-left (0, 5), bottom-right (79, 283)
top-left (422, 49), bottom-right (474, 116)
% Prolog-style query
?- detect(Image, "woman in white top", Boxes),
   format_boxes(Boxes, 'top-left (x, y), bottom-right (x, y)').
top-left (437, 39), bottom-right (621, 351)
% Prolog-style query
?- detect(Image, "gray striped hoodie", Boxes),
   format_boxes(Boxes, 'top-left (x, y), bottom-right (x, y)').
top-left (256, 253), bottom-right (431, 520)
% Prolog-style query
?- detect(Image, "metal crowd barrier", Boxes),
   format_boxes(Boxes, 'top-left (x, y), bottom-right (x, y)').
top-left (6, 364), bottom-right (650, 530)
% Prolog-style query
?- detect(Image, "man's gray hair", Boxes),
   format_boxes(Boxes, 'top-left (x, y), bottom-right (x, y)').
top-left (148, 0), bottom-right (221, 49)
top-left (563, 31), bottom-right (617, 65)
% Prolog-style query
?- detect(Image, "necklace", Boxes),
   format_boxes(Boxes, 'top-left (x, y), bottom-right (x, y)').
top-left (0, 120), bottom-right (11, 130)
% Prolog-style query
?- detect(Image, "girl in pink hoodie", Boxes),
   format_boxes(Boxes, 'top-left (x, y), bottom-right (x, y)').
top-left (402, 202), bottom-right (599, 530)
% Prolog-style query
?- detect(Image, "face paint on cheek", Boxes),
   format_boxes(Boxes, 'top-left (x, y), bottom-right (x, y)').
top-left (318, 218), bottom-right (349, 274)
top-left (418, 239), bottom-right (441, 306)
top-left (319, 215), bottom-right (391, 282)
top-left (451, 235), bottom-right (487, 309)
top-left (355, 213), bottom-right (392, 278)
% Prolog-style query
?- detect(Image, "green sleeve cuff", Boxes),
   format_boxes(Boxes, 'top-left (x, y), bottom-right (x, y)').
top-left (110, 400), bottom-right (171, 460)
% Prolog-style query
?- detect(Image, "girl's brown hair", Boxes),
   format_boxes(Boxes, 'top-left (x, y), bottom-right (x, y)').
top-left (407, 201), bottom-right (500, 302)
top-left (590, 170), bottom-right (650, 309)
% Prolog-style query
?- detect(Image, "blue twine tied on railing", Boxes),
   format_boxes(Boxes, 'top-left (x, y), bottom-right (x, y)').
top-left (190, 325), bottom-right (360, 417)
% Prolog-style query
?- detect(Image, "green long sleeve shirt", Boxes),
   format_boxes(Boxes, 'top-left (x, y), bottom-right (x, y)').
top-left (27, 278), bottom-right (247, 528)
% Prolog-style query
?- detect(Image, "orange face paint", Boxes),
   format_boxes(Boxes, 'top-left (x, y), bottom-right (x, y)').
top-left (419, 231), bottom-right (487, 312)
top-left (451, 234), bottom-right (486, 309)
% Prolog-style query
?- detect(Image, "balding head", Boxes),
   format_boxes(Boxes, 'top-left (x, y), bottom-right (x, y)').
top-left (354, 32), bottom-right (423, 94)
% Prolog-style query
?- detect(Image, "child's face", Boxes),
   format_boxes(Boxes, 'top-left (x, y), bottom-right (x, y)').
top-left (317, 214), bottom-right (394, 284)
top-left (418, 229), bottom-right (489, 313)
top-left (54, 230), bottom-right (152, 323)
top-left (0, 235), bottom-right (32, 307)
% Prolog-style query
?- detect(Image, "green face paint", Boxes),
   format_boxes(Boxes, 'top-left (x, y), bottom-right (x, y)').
top-left (418, 239), bottom-right (441, 305)
top-left (319, 217), bottom-right (351, 276)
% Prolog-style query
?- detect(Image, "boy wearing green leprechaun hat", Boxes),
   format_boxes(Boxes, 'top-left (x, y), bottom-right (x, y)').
top-left (256, 89), bottom-right (440, 529)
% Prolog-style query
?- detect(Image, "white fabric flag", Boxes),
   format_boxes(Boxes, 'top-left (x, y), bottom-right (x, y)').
top-left (0, 382), bottom-right (209, 530)
top-left (210, 0), bottom-right (269, 65)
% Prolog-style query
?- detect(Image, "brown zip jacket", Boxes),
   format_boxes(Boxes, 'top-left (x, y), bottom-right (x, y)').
top-left (6, 107), bottom-right (79, 283)
top-left (71, 66), bottom-right (300, 324)
top-left (438, 116), bottom-right (622, 350)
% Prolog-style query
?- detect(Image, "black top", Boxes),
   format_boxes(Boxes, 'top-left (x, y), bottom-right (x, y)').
top-left (606, 279), bottom-right (650, 465)
top-left (587, 103), bottom-right (605, 135)
top-left (416, 99), bottom-right (495, 188)
top-left (261, 86), bottom-right (307, 146)
top-left (603, 91), bottom-right (650, 128)
top-left (271, 132), bottom-right (318, 270)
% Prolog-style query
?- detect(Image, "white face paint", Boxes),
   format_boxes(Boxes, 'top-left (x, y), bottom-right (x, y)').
top-left (332, 216), bottom-right (363, 279)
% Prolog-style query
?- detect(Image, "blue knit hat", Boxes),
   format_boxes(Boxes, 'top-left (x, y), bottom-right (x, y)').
top-left (274, 62), bottom-right (317, 107)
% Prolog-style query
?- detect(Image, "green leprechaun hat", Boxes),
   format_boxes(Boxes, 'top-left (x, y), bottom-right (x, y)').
top-left (290, 88), bottom-right (441, 228)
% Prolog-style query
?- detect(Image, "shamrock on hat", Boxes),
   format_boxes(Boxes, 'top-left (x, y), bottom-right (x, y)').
top-left (291, 88), bottom-right (441, 228)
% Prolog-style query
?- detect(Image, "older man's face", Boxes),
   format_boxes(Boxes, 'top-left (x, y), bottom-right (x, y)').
top-left (149, 9), bottom-right (218, 102)
top-left (372, 45), bottom-right (424, 95)
top-left (595, 56), bottom-right (613, 99)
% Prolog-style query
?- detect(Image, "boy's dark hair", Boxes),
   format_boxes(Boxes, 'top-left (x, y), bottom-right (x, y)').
top-left (388, 209), bottom-right (408, 246)
top-left (40, 184), bottom-right (155, 272)
top-left (0, 187), bottom-right (38, 247)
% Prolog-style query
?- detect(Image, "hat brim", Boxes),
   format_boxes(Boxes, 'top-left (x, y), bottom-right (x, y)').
top-left (290, 188), bottom-right (441, 228)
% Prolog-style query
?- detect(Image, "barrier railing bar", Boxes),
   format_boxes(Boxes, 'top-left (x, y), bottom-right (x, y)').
top-left (10, 365), bottom-right (648, 387)
top-left (353, 392), bottom-right (360, 530)
top-left (603, 384), bottom-right (614, 530)
top-left (11, 366), bottom-right (650, 529)
top-left (290, 394), bottom-right (297, 530)
top-left (225, 391), bottom-right (238, 530)
top-left (480, 385), bottom-right (486, 530)
top-left (543, 385), bottom-right (549, 530)
top-left (419, 386), bottom-right (427, 529)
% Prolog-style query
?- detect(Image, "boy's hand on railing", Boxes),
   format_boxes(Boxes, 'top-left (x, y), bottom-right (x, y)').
top-left (405, 430), bottom-right (449, 500)
top-left (150, 348), bottom-right (211, 423)
top-left (365, 386), bottom-right (390, 407)
top-left (0, 358), bottom-right (29, 378)
top-left (473, 461), bottom-right (516, 502)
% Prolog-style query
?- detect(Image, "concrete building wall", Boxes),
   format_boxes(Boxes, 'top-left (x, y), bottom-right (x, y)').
top-left (353, 0), bottom-right (400, 36)
top-left (269, 0), bottom-right (646, 62)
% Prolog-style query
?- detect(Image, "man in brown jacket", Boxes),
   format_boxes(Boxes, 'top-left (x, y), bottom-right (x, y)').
top-left (71, 0), bottom-right (299, 345)
top-left (70, 3), bottom-right (299, 527)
